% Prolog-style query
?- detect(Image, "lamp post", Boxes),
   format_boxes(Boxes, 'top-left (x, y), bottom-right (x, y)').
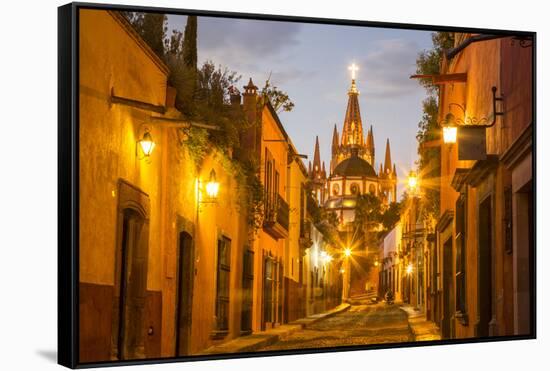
top-left (341, 247), bottom-right (353, 302)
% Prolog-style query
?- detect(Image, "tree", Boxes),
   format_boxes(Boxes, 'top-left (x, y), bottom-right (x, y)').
top-left (414, 32), bottom-right (454, 219)
top-left (416, 32), bottom-right (455, 95)
top-left (261, 79), bottom-right (295, 113)
top-left (381, 202), bottom-right (401, 231)
top-left (165, 16), bottom-right (198, 116)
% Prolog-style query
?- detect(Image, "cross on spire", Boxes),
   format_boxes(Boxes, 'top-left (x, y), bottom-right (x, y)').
top-left (348, 63), bottom-right (359, 80)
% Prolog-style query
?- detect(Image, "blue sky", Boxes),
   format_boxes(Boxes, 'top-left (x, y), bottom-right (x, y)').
top-left (167, 15), bottom-right (434, 197)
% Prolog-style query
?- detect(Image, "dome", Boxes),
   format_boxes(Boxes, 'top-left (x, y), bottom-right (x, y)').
top-left (333, 153), bottom-right (377, 177)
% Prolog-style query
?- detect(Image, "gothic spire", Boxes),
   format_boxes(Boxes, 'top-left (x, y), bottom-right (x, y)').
top-left (366, 125), bottom-right (375, 151)
top-left (331, 124), bottom-right (339, 154)
top-left (313, 136), bottom-right (321, 172)
top-left (384, 138), bottom-right (392, 174)
top-left (341, 71), bottom-right (364, 147)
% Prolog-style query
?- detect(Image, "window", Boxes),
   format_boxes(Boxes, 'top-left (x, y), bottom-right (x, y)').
top-left (215, 236), bottom-right (231, 333)
top-left (455, 194), bottom-right (467, 324)
top-left (350, 183), bottom-right (359, 195)
top-left (332, 183), bottom-right (340, 195)
top-left (369, 184), bottom-right (376, 194)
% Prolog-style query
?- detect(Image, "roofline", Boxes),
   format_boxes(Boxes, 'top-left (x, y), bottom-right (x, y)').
top-left (108, 10), bottom-right (171, 76)
top-left (262, 100), bottom-right (308, 177)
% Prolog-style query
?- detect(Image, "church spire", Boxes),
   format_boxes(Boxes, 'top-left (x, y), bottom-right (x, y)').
top-left (331, 124), bottom-right (339, 155)
top-left (384, 138), bottom-right (392, 174)
top-left (341, 64), bottom-right (364, 147)
top-left (366, 125), bottom-right (375, 151)
top-left (313, 136), bottom-right (321, 172)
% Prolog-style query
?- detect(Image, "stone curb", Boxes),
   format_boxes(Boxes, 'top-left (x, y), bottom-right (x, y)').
top-left (399, 305), bottom-right (441, 341)
top-left (200, 303), bottom-right (351, 354)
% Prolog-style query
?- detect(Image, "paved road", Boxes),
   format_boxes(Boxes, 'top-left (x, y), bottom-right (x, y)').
top-left (259, 302), bottom-right (412, 351)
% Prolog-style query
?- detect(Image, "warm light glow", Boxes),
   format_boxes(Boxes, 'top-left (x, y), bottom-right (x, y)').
top-left (443, 126), bottom-right (458, 144)
top-left (407, 171), bottom-right (418, 191)
top-left (348, 63), bottom-right (359, 80)
top-left (205, 169), bottom-right (220, 199)
top-left (374, 261), bottom-right (379, 267)
top-left (139, 131), bottom-right (155, 157)
top-left (406, 263), bottom-right (413, 275)
top-left (339, 268), bottom-right (345, 274)
top-left (343, 248), bottom-right (352, 258)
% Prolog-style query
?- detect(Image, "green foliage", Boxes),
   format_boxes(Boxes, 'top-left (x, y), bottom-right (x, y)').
top-left (382, 202), bottom-right (401, 231)
top-left (306, 190), bottom-right (339, 245)
top-left (261, 80), bottom-right (295, 113)
top-left (415, 32), bottom-right (455, 95)
top-left (164, 16), bottom-right (198, 116)
top-left (182, 16), bottom-right (198, 68)
top-left (355, 193), bottom-right (383, 227)
top-left (414, 32), bottom-right (452, 220)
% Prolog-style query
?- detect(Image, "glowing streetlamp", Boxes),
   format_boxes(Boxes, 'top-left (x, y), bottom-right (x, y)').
top-left (343, 247), bottom-right (352, 258)
top-left (407, 170), bottom-right (418, 192)
top-left (205, 169), bottom-right (220, 199)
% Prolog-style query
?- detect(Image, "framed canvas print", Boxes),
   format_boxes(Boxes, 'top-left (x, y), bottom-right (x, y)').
top-left (58, 2), bottom-right (536, 368)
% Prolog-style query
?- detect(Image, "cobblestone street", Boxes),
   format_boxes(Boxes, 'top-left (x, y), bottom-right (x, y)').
top-left (259, 302), bottom-right (412, 351)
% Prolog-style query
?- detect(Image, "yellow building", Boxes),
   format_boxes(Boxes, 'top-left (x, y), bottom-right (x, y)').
top-left (79, 9), bottom-right (252, 361)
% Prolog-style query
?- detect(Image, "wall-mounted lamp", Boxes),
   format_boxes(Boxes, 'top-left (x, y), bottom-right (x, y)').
top-left (442, 119), bottom-right (458, 144)
top-left (137, 128), bottom-right (155, 160)
top-left (198, 169), bottom-right (220, 208)
top-left (205, 169), bottom-right (220, 199)
top-left (439, 87), bottom-right (503, 159)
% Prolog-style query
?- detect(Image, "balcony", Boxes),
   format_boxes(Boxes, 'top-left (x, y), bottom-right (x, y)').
top-left (299, 221), bottom-right (312, 251)
top-left (263, 193), bottom-right (289, 239)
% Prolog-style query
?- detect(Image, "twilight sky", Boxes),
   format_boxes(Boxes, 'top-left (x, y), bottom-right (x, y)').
top-left (167, 15), bottom-right (434, 197)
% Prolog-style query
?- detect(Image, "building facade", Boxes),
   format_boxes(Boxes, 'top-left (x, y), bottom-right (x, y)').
top-left (431, 33), bottom-right (533, 339)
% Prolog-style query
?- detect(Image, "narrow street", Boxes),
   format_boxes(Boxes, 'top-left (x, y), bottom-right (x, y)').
top-left (259, 301), bottom-right (412, 351)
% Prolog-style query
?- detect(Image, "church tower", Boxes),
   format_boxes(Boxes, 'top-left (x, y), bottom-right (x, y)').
top-left (332, 63), bottom-right (375, 167)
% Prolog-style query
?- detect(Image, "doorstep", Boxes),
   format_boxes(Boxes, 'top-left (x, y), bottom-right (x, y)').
top-left (200, 303), bottom-right (351, 354)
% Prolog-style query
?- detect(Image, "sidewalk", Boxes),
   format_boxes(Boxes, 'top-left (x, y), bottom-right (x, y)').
top-left (200, 303), bottom-right (351, 354)
top-left (400, 304), bottom-right (441, 341)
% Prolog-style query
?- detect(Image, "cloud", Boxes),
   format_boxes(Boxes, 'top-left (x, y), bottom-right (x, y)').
top-left (197, 16), bottom-right (302, 60)
top-left (359, 38), bottom-right (421, 99)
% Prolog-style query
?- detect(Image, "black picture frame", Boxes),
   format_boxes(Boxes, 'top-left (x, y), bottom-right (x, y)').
top-left (58, 2), bottom-right (536, 368)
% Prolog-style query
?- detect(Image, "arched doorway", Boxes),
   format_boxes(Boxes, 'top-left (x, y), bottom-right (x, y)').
top-left (111, 180), bottom-right (150, 360)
